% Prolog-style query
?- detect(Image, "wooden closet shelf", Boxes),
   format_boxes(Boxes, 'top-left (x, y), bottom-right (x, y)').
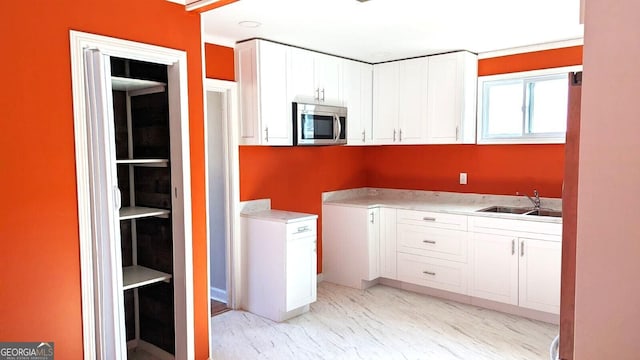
top-left (123, 265), bottom-right (172, 291)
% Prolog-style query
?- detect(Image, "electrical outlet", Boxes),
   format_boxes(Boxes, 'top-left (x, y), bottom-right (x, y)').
top-left (459, 173), bottom-right (468, 185)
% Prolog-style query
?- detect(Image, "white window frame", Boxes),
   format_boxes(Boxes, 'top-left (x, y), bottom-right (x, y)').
top-left (476, 65), bottom-right (582, 144)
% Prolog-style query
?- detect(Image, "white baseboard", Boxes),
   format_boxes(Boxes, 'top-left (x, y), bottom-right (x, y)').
top-left (210, 286), bottom-right (228, 303)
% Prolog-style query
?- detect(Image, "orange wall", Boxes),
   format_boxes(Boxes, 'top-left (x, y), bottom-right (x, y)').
top-left (366, 145), bottom-right (564, 197)
top-left (0, 1), bottom-right (209, 359)
top-left (205, 43), bottom-right (235, 81)
top-left (239, 146), bottom-right (368, 272)
top-left (478, 45), bottom-right (583, 76)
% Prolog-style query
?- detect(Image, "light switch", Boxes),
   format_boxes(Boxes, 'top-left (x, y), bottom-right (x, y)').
top-left (459, 173), bottom-right (468, 185)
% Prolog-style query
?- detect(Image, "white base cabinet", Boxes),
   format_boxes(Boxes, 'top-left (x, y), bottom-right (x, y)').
top-left (470, 217), bottom-right (562, 314)
top-left (323, 201), bottom-right (562, 316)
top-left (470, 232), bottom-right (519, 305)
top-left (242, 211), bottom-right (318, 322)
top-left (322, 205), bottom-right (397, 289)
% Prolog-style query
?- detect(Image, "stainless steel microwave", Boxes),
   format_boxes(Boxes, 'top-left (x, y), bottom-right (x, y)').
top-left (293, 102), bottom-right (347, 145)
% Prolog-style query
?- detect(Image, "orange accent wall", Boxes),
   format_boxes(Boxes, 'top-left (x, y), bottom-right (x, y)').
top-left (366, 145), bottom-right (565, 197)
top-left (239, 146), bottom-right (368, 272)
top-left (478, 45), bottom-right (583, 76)
top-left (205, 43), bottom-right (235, 81)
top-left (0, 1), bottom-right (209, 359)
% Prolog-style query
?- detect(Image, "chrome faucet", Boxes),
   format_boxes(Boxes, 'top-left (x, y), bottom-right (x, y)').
top-left (525, 190), bottom-right (541, 210)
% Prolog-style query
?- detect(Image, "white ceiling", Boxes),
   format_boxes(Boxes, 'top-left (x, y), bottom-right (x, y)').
top-left (201, 0), bottom-right (584, 63)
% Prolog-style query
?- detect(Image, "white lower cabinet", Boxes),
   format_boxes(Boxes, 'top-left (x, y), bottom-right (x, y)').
top-left (470, 232), bottom-right (519, 305)
top-left (322, 205), bottom-right (396, 288)
top-left (242, 211), bottom-right (318, 322)
top-left (518, 237), bottom-right (562, 314)
top-left (396, 210), bottom-right (469, 294)
top-left (470, 217), bottom-right (562, 314)
top-left (323, 202), bottom-right (561, 316)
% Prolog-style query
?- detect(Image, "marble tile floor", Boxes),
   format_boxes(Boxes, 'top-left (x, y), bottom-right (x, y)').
top-left (211, 282), bottom-right (557, 360)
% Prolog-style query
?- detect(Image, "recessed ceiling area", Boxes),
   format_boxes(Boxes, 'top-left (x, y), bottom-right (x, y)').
top-left (201, 0), bottom-right (584, 63)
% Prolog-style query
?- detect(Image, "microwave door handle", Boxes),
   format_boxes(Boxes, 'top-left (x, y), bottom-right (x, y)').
top-left (334, 114), bottom-right (342, 142)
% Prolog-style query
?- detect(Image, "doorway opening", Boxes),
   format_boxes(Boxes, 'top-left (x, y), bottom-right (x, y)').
top-left (203, 79), bottom-right (240, 323)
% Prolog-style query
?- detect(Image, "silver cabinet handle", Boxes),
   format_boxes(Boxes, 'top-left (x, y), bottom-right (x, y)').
top-left (399, 129), bottom-right (403, 142)
top-left (370, 212), bottom-right (374, 224)
top-left (321, 88), bottom-right (325, 101)
top-left (264, 127), bottom-right (269, 142)
top-left (393, 129), bottom-right (396, 142)
top-left (521, 240), bottom-right (525, 257)
top-left (362, 130), bottom-right (366, 143)
top-left (511, 239), bottom-right (515, 255)
top-left (294, 225), bottom-right (311, 234)
top-left (422, 217), bottom-right (436, 222)
top-left (455, 126), bottom-right (459, 141)
top-left (315, 88), bottom-right (319, 101)
top-left (423, 271), bottom-right (436, 276)
top-left (422, 240), bottom-right (436, 244)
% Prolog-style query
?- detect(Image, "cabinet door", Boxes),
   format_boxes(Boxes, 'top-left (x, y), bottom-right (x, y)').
top-left (288, 47), bottom-right (316, 103)
top-left (470, 232), bottom-right (518, 305)
top-left (398, 57), bottom-right (428, 144)
top-left (343, 60), bottom-right (373, 145)
top-left (322, 205), bottom-right (370, 289)
top-left (373, 61), bottom-right (399, 144)
top-left (366, 208), bottom-right (381, 280)
top-left (519, 237), bottom-right (561, 314)
top-left (315, 53), bottom-right (342, 104)
top-left (379, 207), bottom-right (397, 279)
top-left (426, 52), bottom-right (461, 144)
top-left (286, 235), bottom-right (317, 311)
top-left (236, 42), bottom-right (260, 145)
top-left (258, 41), bottom-right (291, 145)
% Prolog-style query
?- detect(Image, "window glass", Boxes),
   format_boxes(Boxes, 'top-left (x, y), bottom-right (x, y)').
top-left (527, 77), bottom-right (568, 134)
top-left (485, 81), bottom-right (523, 137)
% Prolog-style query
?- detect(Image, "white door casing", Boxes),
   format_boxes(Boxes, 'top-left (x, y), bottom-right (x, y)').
top-left (70, 30), bottom-right (194, 360)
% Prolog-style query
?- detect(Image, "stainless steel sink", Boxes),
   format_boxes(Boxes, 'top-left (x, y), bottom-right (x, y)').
top-left (477, 206), bottom-right (532, 214)
top-left (525, 209), bottom-right (563, 218)
top-left (476, 206), bottom-right (562, 218)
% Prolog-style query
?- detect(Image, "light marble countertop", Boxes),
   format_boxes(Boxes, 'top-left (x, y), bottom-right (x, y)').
top-left (241, 209), bottom-right (318, 223)
top-left (323, 188), bottom-right (563, 224)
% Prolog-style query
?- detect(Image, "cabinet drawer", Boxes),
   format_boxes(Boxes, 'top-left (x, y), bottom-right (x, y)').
top-left (397, 224), bottom-right (468, 263)
top-left (287, 220), bottom-right (317, 240)
top-left (397, 209), bottom-right (467, 231)
top-left (397, 253), bottom-right (468, 294)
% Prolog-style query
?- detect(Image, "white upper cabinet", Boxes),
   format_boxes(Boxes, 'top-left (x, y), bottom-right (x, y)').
top-left (288, 48), bottom-right (342, 104)
top-left (372, 51), bottom-right (477, 145)
top-left (236, 40), bottom-right (292, 145)
top-left (426, 51), bottom-right (478, 144)
top-left (314, 53), bottom-right (343, 104)
top-left (343, 60), bottom-right (373, 145)
top-left (288, 47), bottom-right (316, 104)
top-left (373, 61), bottom-right (400, 144)
top-left (398, 57), bottom-right (429, 144)
top-left (373, 58), bottom-right (429, 145)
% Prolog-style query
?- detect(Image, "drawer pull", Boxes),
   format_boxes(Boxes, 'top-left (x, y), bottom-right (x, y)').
top-left (422, 217), bottom-right (436, 222)
top-left (294, 225), bottom-right (311, 234)
top-left (423, 271), bottom-right (436, 276)
top-left (422, 240), bottom-right (436, 244)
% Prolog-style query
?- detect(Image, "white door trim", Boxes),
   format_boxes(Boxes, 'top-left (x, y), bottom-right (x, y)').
top-left (70, 30), bottom-right (194, 360)
top-left (203, 78), bottom-right (240, 356)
